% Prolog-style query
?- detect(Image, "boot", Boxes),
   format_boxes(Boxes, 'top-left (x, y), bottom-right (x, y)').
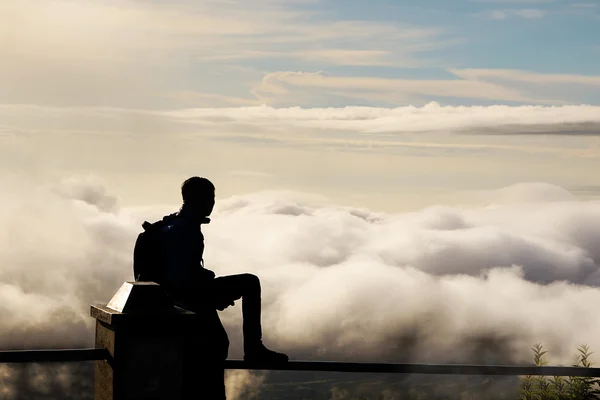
top-left (244, 341), bottom-right (289, 363)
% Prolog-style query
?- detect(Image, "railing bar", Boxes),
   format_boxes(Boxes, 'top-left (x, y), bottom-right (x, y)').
top-left (2, 350), bottom-right (600, 377)
top-left (0, 349), bottom-right (109, 363)
top-left (226, 360), bottom-right (600, 377)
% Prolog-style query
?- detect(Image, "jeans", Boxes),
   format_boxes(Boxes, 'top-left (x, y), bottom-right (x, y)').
top-left (212, 273), bottom-right (262, 347)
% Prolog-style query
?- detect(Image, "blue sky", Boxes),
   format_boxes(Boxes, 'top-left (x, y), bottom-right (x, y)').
top-left (326, 0), bottom-right (595, 66)
top-left (3, 0), bottom-right (599, 108)
top-left (315, 0), bottom-right (600, 74)
top-left (178, 0), bottom-right (600, 107)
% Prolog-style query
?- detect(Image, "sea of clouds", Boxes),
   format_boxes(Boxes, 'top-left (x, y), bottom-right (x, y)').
top-left (2, 176), bottom-right (600, 397)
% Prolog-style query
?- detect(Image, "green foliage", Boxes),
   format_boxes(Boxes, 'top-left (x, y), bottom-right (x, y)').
top-left (518, 344), bottom-right (600, 400)
top-left (566, 345), bottom-right (600, 400)
top-left (550, 375), bottom-right (569, 400)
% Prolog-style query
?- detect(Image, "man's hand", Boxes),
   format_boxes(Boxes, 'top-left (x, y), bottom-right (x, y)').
top-left (214, 294), bottom-right (235, 311)
top-left (202, 268), bottom-right (216, 280)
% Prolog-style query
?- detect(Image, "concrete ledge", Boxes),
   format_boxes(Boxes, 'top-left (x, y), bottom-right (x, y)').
top-left (106, 281), bottom-right (172, 314)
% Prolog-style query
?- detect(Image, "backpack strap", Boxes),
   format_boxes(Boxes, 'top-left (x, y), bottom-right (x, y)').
top-left (141, 213), bottom-right (178, 231)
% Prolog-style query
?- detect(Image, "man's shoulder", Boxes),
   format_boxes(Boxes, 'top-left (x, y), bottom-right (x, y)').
top-left (162, 213), bottom-right (187, 231)
top-left (161, 213), bottom-right (203, 238)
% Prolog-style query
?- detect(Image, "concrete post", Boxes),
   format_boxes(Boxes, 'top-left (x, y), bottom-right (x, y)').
top-left (90, 282), bottom-right (196, 400)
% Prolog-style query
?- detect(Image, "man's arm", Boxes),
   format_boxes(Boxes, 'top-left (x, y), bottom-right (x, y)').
top-left (199, 259), bottom-right (216, 280)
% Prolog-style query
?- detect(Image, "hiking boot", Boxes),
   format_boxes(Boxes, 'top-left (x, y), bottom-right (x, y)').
top-left (244, 342), bottom-right (289, 363)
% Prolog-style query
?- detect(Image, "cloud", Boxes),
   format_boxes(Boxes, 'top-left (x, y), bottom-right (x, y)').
top-left (253, 71), bottom-right (549, 105)
top-left (251, 68), bottom-right (600, 106)
top-left (451, 69), bottom-right (600, 85)
top-left (0, 102), bottom-right (591, 135)
top-left (489, 10), bottom-right (511, 19)
top-left (195, 21), bottom-right (450, 68)
top-left (1, 178), bottom-right (600, 353)
top-left (4, 177), bottom-right (600, 395)
top-left (227, 171), bottom-right (276, 179)
top-left (513, 8), bottom-right (548, 17)
top-left (0, 176), bottom-right (136, 350)
top-left (146, 183), bottom-right (600, 366)
top-left (0, 0), bottom-right (453, 107)
top-left (571, 3), bottom-right (597, 8)
top-left (165, 91), bottom-right (262, 107)
top-left (224, 370), bottom-right (265, 400)
top-left (268, 49), bottom-right (396, 67)
top-left (487, 8), bottom-right (549, 19)
top-left (2, 103), bottom-right (600, 163)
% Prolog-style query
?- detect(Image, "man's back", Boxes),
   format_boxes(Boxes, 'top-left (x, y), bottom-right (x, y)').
top-left (159, 211), bottom-right (209, 307)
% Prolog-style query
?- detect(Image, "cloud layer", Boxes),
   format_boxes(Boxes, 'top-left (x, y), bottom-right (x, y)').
top-left (3, 177), bottom-right (600, 395)
top-left (2, 103), bottom-right (600, 137)
top-left (1, 177), bottom-right (600, 363)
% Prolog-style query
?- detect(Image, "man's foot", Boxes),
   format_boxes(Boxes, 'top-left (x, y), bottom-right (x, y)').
top-left (244, 342), bottom-right (289, 363)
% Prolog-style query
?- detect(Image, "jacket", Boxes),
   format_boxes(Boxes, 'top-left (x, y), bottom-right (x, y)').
top-left (159, 205), bottom-right (214, 307)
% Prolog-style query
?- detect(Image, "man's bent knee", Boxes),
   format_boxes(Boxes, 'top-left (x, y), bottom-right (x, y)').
top-left (241, 273), bottom-right (260, 293)
top-left (242, 273), bottom-right (259, 284)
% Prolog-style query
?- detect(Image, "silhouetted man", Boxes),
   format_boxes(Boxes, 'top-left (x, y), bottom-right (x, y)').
top-left (158, 177), bottom-right (288, 384)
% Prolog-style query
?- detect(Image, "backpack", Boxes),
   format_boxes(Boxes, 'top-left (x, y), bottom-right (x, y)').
top-left (133, 213), bottom-right (177, 283)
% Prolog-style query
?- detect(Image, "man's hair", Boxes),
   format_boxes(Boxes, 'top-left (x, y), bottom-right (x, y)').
top-left (181, 176), bottom-right (215, 204)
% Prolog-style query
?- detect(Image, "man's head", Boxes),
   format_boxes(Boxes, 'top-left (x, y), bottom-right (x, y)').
top-left (181, 176), bottom-right (215, 217)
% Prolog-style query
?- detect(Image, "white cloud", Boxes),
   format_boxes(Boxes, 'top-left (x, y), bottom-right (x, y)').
top-left (165, 91), bottom-right (262, 107)
top-left (251, 68), bottom-right (600, 105)
top-left (490, 10), bottom-right (510, 19)
top-left (2, 100), bottom-right (600, 216)
top-left (252, 70), bottom-right (548, 105)
top-left (2, 102), bottom-right (600, 150)
top-left (270, 49), bottom-right (396, 67)
top-left (4, 177), bottom-right (600, 397)
top-left (192, 104), bottom-right (599, 140)
top-left (513, 8), bottom-right (548, 17)
top-left (215, 185), bottom-right (600, 365)
top-left (5, 101), bottom-right (600, 221)
top-left (0, 0), bottom-right (453, 107)
top-left (159, 103), bottom-right (600, 140)
top-left (451, 68), bottom-right (600, 85)
top-left (197, 47), bottom-right (433, 67)
top-left (2, 101), bottom-right (600, 218)
top-left (227, 170), bottom-right (276, 179)
top-left (485, 8), bottom-right (549, 19)
top-left (570, 3), bottom-right (598, 8)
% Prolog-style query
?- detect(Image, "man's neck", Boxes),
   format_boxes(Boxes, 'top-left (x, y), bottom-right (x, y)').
top-left (179, 203), bottom-right (211, 225)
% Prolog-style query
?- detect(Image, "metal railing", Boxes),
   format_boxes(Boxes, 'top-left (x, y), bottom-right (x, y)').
top-left (2, 348), bottom-right (600, 377)
top-left (0, 348), bottom-right (108, 363)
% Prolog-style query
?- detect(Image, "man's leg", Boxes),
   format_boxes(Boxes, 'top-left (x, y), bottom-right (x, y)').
top-left (213, 274), bottom-right (288, 362)
top-left (213, 274), bottom-right (262, 346)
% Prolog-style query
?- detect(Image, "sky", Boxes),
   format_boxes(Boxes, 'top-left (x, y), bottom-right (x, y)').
top-left (4, 2), bottom-right (600, 397)
top-left (1, 0), bottom-right (600, 212)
